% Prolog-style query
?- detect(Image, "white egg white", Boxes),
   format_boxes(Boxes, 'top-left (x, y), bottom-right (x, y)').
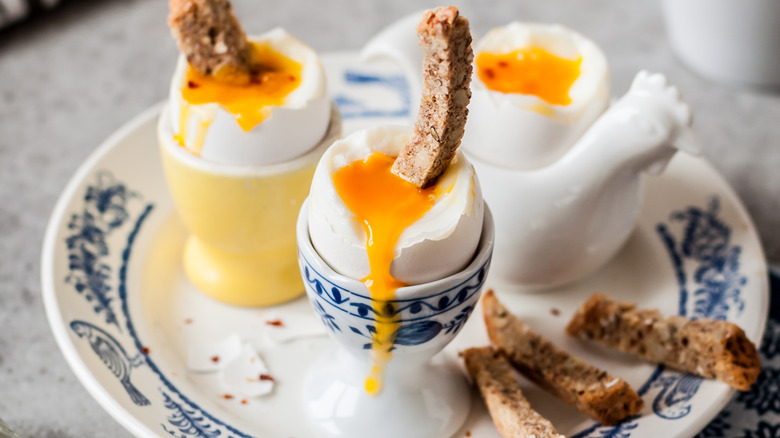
top-left (308, 126), bottom-right (484, 286)
top-left (167, 28), bottom-right (331, 165)
top-left (461, 22), bottom-right (610, 170)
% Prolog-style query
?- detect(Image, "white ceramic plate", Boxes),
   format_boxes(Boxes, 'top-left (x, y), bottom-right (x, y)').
top-left (42, 52), bottom-right (768, 438)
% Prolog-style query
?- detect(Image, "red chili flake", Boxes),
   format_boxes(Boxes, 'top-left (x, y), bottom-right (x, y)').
top-left (497, 60), bottom-right (509, 68)
top-left (265, 319), bottom-right (284, 327)
top-left (465, 431), bottom-right (472, 437)
top-left (187, 80), bottom-right (199, 89)
top-left (550, 308), bottom-right (561, 317)
top-left (184, 318), bottom-right (193, 325)
top-left (142, 346), bottom-right (150, 354)
top-left (259, 373), bottom-right (275, 382)
top-left (211, 355), bottom-right (220, 363)
top-left (288, 75), bottom-right (296, 82)
top-left (241, 399), bottom-right (249, 405)
top-left (222, 394), bottom-right (234, 400)
top-left (484, 68), bottom-right (496, 79)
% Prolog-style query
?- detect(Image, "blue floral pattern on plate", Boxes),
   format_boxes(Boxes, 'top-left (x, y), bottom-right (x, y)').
top-left (161, 391), bottom-right (226, 438)
top-left (64, 172), bottom-right (255, 437)
top-left (65, 171), bottom-right (138, 330)
top-left (69, 319), bottom-right (149, 406)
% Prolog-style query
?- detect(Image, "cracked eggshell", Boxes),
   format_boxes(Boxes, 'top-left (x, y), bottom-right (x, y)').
top-left (307, 126), bottom-right (484, 286)
top-left (462, 22), bottom-right (610, 170)
top-left (168, 27), bottom-right (331, 165)
top-left (222, 344), bottom-right (274, 397)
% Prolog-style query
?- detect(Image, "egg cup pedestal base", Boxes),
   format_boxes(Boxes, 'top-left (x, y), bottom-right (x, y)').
top-left (302, 348), bottom-right (471, 438)
top-left (183, 236), bottom-right (304, 307)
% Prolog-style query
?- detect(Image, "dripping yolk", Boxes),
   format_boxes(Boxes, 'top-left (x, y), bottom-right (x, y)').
top-left (476, 47), bottom-right (582, 105)
top-left (332, 152), bottom-right (437, 395)
top-left (180, 42), bottom-right (302, 133)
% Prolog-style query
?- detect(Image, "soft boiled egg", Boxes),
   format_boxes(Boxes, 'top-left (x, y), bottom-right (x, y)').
top-left (168, 27), bottom-right (331, 165)
top-left (308, 126), bottom-right (484, 286)
top-left (461, 22), bottom-right (609, 170)
top-left (308, 126), bottom-right (484, 394)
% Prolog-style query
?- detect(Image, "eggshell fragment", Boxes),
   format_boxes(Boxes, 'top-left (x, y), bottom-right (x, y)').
top-left (222, 344), bottom-right (275, 397)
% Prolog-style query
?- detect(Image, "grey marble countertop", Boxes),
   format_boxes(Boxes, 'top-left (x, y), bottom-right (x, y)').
top-left (1, 0), bottom-right (779, 436)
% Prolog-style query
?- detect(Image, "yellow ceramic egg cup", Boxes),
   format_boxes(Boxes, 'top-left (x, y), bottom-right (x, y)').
top-left (157, 105), bottom-right (341, 307)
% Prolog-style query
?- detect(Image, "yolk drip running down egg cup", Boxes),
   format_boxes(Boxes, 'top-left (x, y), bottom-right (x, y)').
top-left (296, 126), bottom-right (495, 438)
top-left (159, 29), bottom-right (341, 307)
top-left (297, 202), bottom-right (494, 438)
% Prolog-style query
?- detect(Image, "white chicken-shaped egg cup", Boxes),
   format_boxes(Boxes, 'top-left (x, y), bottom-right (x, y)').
top-left (362, 16), bottom-right (700, 290)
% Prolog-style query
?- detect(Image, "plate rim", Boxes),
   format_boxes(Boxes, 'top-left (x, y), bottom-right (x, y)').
top-left (41, 103), bottom-right (166, 438)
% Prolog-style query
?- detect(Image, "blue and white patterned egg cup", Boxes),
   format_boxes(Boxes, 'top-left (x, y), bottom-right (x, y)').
top-left (296, 200), bottom-right (494, 438)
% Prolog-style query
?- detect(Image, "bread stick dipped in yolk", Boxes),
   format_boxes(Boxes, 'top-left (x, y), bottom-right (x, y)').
top-left (168, 0), bottom-right (303, 151)
top-left (177, 45), bottom-right (302, 151)
top-left (331, 6), bottom-right (473, 395)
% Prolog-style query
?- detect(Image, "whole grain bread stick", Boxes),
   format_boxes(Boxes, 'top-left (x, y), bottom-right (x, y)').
top-left (566, 293), bottom-right (760, 391)
top-left (463, 347), bottom-right (565, 438)
top-left (483, 290), bottom-right (644, 425)
top-left (392, 6), bottom-right (473, 188)
top-left (168, 0), bottom-right (256, 82)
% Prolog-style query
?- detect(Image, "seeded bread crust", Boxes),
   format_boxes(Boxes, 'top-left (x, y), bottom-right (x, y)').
top-left (168, 0), bottom-right (255, 80)
top-left (566, 293), bottom-right (761, 391)
top-left (392, 6), bottom-right (473, 188)
top-left (483, 290), bottom-right (644, 426)
top-left (463, 347), bottom-right (565, 438)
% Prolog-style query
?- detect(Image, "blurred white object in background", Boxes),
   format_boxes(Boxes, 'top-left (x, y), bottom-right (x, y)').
top-left (0, 0), bottom-right (60, 29)
top-left (662, 0), bottom-right (780, 88)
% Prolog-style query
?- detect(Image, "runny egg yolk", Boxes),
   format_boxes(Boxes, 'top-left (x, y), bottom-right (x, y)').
top-left (476, 47), bottom-right (582, 105)
top-left (332, 152), bottom-right (437, 395)
top-left (175, 43), bottom-right (303, 152)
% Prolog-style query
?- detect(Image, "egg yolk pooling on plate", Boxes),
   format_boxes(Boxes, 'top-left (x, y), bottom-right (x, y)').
top-left (476, 47), bottom-right (582, 105)
top-left (332, 152), bottom-right (438, 395)
top-left (175, 42), bottom-right (303, 151)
